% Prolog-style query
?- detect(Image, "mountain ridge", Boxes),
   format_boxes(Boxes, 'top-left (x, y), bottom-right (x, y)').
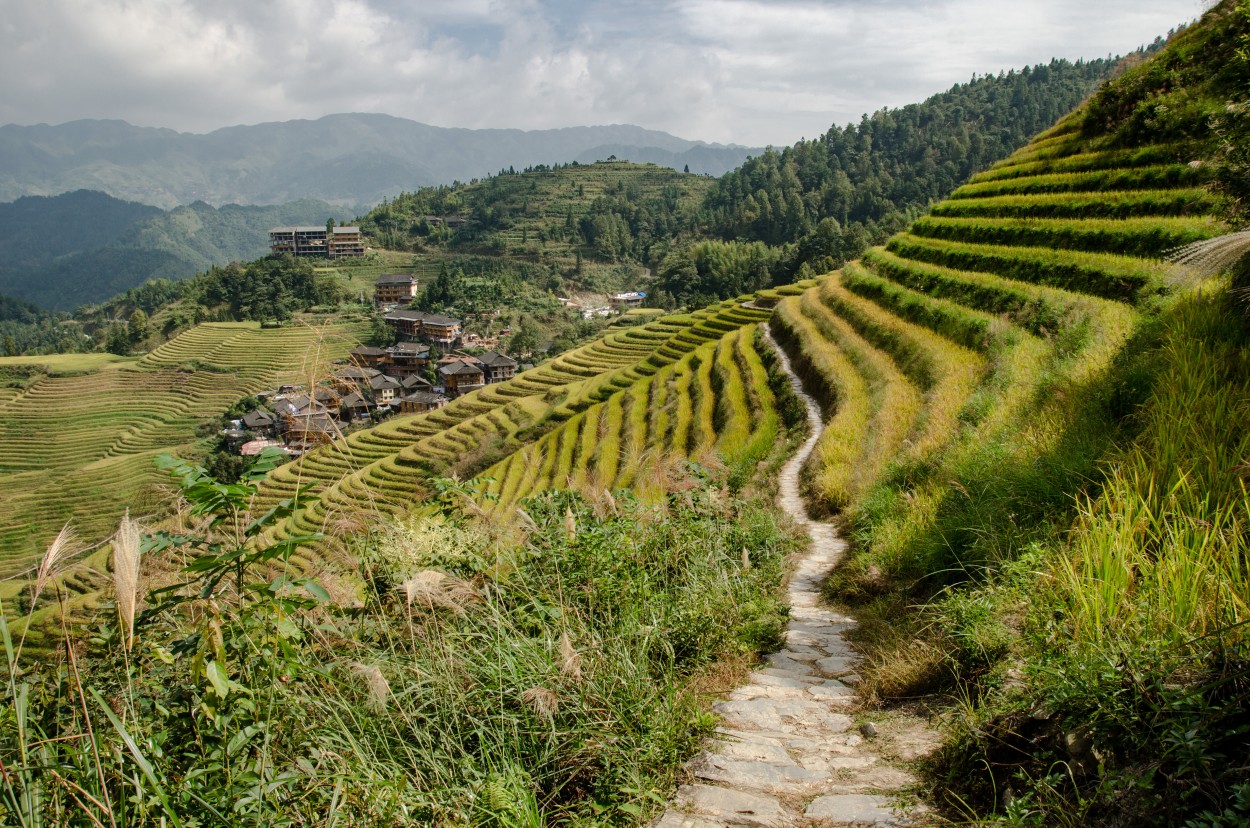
top-left (0, 114), bottom-right (764, 209)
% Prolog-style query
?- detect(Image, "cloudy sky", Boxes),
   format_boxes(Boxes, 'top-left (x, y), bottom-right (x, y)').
top-left (0, 0), bottom-right (1208, 147)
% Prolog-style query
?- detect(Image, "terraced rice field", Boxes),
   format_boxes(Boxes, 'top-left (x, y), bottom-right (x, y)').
top-left (770, 115), bottom-right (1219, 529)
top-left (0, 321), bottom-right (364, 585)
top-left (478, 323), bottom-right (783, 510)
top-left (251, 295), bottom-right (793, 562)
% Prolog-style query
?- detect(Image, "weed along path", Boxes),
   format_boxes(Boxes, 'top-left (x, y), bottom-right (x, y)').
top-left (652, 325), bottom-right (936, 828)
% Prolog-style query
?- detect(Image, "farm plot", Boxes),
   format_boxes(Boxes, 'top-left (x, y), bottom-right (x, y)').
top-left (0, 321), bottom-right (363, 581)
top-left (477, 323), bottom-right (781, 512)
top-left (251, 298), bottom-right (782, 555)
top-left (767, 111), bottom-right (1199, 576)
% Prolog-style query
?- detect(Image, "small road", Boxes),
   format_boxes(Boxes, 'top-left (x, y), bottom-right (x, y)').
top-left (651, 324), bottom-right (937, 827)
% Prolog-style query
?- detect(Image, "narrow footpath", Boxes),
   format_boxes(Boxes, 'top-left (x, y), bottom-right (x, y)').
top-left (652, 325), bottom-right (938, 828)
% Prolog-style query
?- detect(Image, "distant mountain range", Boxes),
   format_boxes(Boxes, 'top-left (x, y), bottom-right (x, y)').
top-left (0, 191), bottom-right (343, 310)
top-left (0, 114), bottom-right (764, 209)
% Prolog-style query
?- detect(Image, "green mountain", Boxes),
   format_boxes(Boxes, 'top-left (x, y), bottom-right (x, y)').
top-left (651, 53), bottom-right (1165, 307)
top-left (6, 5), bottom-right (1250, 825)
top-left (0, 193), bottom-right (343, 310)
top-left (352, 53), bottom-right (1163, 314)
top-left (0, 115), bottom-right (763, 209)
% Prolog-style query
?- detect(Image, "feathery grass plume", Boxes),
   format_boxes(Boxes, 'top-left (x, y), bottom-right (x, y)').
top-left (564, 508), bottom-right (577, 541)
top-left (400, 570), bottom-right (478, 614)
top-left (32, 523), bottom-right (76, 607)
top-left (521, 686), bottom-right (559, 720)
top-left (515, 508), bottom-right (538, 532)
top-left (559, 630), bottom-right (582, 680)
top-left (741, 547), bottom-right (751, 570)
top-left (324, 509), bottom-right (368, 540)
top-left (601, 488), bottom-right (618, 517)
top-left (351, 663), bottom-right (391, 711)
top-left (1167, 228), bottom-right (1250, 284)
top-left (112, 511), bottom-right (142, 651)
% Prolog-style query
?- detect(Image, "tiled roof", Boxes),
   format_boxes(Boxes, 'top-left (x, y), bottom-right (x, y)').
top-left (375, 274), bottom-right (416, 285)
top-left (439, 360), bottom-right (484, 376)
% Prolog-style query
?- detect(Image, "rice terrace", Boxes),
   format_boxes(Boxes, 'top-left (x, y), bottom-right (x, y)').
top-left (1, 1), bottom-right (1249, 826)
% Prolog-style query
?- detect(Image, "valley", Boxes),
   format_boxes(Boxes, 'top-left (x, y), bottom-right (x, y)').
top-left (0, 2), bottom-right (1247, 825)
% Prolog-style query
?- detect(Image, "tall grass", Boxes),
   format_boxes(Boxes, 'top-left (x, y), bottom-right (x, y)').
top-left (932, 287), bottom-right (1250, 823)
top-left (0, 472), bottom-right (800, 826)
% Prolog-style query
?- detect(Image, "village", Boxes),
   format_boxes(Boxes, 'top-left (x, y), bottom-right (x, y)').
top-left (220, 258), bottom-right (646, 458)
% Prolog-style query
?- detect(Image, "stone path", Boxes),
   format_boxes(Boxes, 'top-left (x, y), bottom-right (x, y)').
top-left (651, 325), bottom-right (936, 828)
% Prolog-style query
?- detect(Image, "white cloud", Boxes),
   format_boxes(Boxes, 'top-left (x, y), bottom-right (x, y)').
top-left (0, 0), bottom-right (1206, 145)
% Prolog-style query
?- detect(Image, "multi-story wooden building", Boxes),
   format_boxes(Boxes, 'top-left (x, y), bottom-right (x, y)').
top-left (382, 309), bottom-right (462, 347)
top-left (374, 274), bottom-right (418, 306)
top-left (477, 351), bottom-right (518, 384)
top-left (387, 341), bottom-right (431, 376)
top-left (438, 360), bottom-right (485, 397)
top-left (269, 226), bottom-right (365, 259)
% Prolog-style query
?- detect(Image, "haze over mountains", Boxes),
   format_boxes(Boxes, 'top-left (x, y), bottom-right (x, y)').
top-left (0, 114), bottom-right (764, 209)
top-left (0, 192), bottom-right (341, 310)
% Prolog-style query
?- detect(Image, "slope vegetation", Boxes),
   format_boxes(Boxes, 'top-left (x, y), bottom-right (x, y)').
top-left (0, 321), bottom-right (363, 583)
top-left (767, 2), bottom-right (1250, 821)
top-left (250, 294), bottom-right (798, 564)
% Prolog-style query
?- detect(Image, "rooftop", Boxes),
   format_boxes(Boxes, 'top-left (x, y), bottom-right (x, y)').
top-left (439, 360), bottom-right (485, 376)
top-left (478, 350), bottom-right (518, 368)
top-left (375, 273), bottom-right (416, 285)
top-left (269, 226), bottom-right (361, 234)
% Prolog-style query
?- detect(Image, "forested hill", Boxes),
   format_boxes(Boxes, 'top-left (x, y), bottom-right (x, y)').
top-left (694, 54), bottom-right (1156, 254)
top-left (0, 192), bottom-right (343, 310)
top-left (358, 160), bottom-right (713, 265)
top-left (0, 116), bottom-right (762, 208)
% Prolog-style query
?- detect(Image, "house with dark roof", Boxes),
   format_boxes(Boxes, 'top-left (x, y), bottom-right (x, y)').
top-left (242, 409), bottom-right (278, 437)
top-left (374, 274), bottom-right (418, 306)
top-left (383, 309), bottom-right (462, 346)
top-left (387, 341), bottom-right (431, 376)
top-left (400, 391), bottom-right (448, 414)
top-left (349, 345), bottom-right (389, 369)
top-left (281, 412), bottom-right (343, 452)
top-left (333, 365), bottom-right (383, 394)
top-left (340, 392), bottom-right (372, 421)
top-left (476, 350), bottom-right (518, 384)
top-left (400, 374), bottom-right (434, 392)
top-left (438, 359), bottom-right (485, 397)
top-left (369, 373), bottom-right (401, 405)
top-left (419, 314), bottom-right (462, 346)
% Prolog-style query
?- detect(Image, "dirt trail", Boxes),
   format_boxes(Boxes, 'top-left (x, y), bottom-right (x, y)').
top-left (651, 324), bottom-right (938, 827)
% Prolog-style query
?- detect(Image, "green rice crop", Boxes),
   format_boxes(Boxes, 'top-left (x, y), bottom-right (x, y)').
top-left (929, 187), bottom-right (1217, 219)
top-left (950, 164), bottom-right (1204, 199)
top-left (910, 214), bottom-right (1225, 258)
top-left (886, 233), bottom-right (1166, 301)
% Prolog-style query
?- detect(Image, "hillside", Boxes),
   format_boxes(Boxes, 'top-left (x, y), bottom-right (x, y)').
top-left (3, 6), bottom-right (1248, 824)
top-left (361, 160), bottom-right (713, 266)
top-left (761, 2), bottom-right (1249, 821)
top-left (248, 296), bottom-right (786, 557)
top-left (212, 1), bottom-right (1247, 821)
top-left (0, 193), bottom-right (345, 310)
top-left (0, 320), bottom-right (365, 631)
top-left (0, 115), bottom-right (762, 208)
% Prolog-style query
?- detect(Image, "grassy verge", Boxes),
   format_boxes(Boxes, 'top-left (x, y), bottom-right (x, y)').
top-left (925, 286), bottom-right (1250, 825)
top-left (1, 459), bottom-right (802, 826)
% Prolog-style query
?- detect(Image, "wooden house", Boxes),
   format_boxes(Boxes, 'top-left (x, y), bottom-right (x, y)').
top-left (370, 374), bottom-right (401, 405)
top-left (340, 392), bottom-right (372, 421)
top-left (477, 351), bottom-right (518, 384)
top-left (374, 274), bottom-right (418, 306)
top-left (242, 409), bottom-right (278, 437)
top-left (400, 391), bottom-right (448, 414)
top-left (387, 341), bottom-right (431, 376)
top-left (438, 360), bottom-right (485, 397)
top-left (349, 345), bottom-right (389, 369)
